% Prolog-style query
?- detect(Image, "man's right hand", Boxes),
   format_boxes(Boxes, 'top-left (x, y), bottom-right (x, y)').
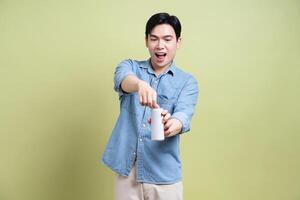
top-left (137, 80), bottom-right (160, 109)
top-left (120, 75), bottom-right (159, 109)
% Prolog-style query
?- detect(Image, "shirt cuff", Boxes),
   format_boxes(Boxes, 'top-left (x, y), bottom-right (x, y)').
top-left (171, 112), bottom-right (190, 133)
top-left (114, 71), bottom-right (135, 97)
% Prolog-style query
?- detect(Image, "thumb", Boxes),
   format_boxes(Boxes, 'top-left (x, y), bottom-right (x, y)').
top-left (153, 103), bottom-right (160, 108)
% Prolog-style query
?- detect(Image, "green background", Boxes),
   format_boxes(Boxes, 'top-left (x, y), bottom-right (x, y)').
top-left (1, 0), bottom-right (299, 199)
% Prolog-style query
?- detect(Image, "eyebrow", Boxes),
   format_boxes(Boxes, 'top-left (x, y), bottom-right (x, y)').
top-left (149, 34), bottom-right (174, 39)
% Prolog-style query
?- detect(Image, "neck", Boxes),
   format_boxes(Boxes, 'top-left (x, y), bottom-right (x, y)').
top-left (150, 59), bottom-right (172, 76)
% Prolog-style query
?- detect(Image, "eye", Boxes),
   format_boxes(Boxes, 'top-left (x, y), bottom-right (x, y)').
top-left (150, 38), bottom-right (157, 41)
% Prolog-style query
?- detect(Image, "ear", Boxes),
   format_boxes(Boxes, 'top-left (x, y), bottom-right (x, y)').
top-left (176, 37), bottom-right (182, 49)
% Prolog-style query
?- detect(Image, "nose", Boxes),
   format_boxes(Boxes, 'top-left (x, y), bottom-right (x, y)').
top-left (156, 39), bottom-right (164, 49)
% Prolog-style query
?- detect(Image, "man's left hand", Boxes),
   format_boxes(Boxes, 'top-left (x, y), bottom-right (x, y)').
top-left (161, 110), bottom-right (182, 137)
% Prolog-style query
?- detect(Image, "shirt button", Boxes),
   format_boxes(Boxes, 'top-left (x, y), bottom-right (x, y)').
top-left (142, 123), bottom-right (146, 127)
top-left (139, 138), bottom-right (143, 142)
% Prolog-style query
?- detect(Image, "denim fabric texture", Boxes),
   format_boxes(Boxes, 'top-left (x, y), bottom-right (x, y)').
top-left (102, 59), bottom-right (198, 184)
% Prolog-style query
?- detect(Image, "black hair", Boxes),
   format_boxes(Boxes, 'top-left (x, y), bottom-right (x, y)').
top-left (145, 13), bottom-right (181, 40)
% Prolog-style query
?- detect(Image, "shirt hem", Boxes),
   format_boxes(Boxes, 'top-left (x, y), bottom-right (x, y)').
top-left (101, 159), bottom-right (130, 177)
top-left (136, 177), bottom-right (182, 185)
top-left (101, 159), bottom-right (182, 184)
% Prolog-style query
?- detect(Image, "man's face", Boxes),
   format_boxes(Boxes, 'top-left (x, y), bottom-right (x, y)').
top-left (146, 24), bottom-right (181, 70)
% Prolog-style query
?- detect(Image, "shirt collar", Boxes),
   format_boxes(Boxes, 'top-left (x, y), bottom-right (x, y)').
top-left (140, 58), bottom-right (176, 77)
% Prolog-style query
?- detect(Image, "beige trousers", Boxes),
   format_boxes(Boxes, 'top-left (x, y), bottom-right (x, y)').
top-left (115, 165), bottom-right (183, 200)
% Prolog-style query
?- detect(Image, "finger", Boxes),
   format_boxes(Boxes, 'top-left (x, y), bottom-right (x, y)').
top-left (139, 92), bottom-right (146, 106)
top-left (166, 119), bottom-right (182, 137)
top-left (149, 92), bottom-right (154, 109)
top-left (164, 120), bottom-right (172, 131)
top-left (165, 123), bottom-right (176, 137)
top-left (142, 92), bottom-right (148, 106)
top-left (139, 93), bottom-right (143, 105)
top-left (164, 125), bottom-right (173, 137)
top-left (148, 118), bottom-right (151, 124)
top-left (164, 130), bottom-right (171, 137)
top-left (163, 113), bottom-right (171, 123)
top-left (152, 92), bottom-right (158, 109)
top-left (147, 92), bottom-right (152, 107)
top-left (153, 102), bottom-right (160, 108)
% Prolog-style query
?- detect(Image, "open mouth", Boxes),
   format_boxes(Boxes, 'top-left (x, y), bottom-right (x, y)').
top-left (155, 52), bottom-right (167, 60)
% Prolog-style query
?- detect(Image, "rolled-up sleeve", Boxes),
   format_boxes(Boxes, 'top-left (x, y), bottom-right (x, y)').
top-left (114, 59), bottom-right (135, 97)
top-left (171, 75), bottom-right (199, 133)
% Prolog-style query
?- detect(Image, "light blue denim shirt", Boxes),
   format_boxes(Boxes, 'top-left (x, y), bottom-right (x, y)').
top-left (102, 59), bottom-right (199, 184)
